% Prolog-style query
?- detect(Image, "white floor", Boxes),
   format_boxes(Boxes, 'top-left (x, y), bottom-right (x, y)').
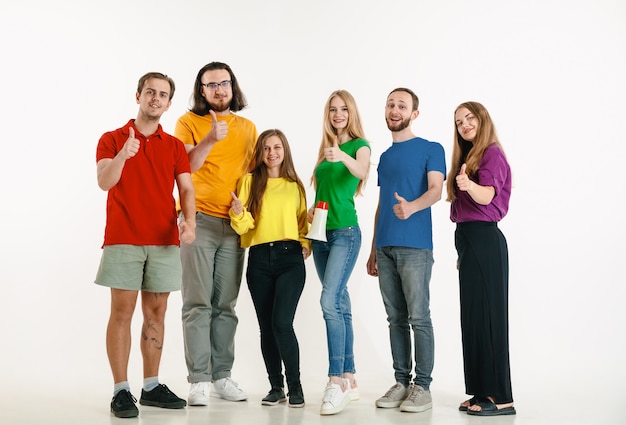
top-left (2, 375), bottom-right (622, 425)
top-left (2, 254), bottom-right (624, 425)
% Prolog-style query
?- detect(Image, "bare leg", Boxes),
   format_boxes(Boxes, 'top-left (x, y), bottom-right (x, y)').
top-left (342, 372), bottom-right (356, 388)
top-left (140, 291), bottom-right (169, 379)
top-left (106, 289), bottom-right (139, 384)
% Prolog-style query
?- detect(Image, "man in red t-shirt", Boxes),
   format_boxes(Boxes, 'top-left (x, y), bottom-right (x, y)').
top-left (94, 72), bottom-right (196, 418)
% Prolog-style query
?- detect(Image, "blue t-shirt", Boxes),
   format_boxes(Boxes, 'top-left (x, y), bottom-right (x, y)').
top-left (375, 137), bottom-right (446, 250)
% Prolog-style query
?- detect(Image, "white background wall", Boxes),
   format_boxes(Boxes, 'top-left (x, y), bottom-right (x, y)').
top-left (1, 0), bottom-right (624, 422)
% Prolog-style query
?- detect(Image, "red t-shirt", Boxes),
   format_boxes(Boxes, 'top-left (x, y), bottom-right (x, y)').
top-left (96, 119), bottom-right (191, 247)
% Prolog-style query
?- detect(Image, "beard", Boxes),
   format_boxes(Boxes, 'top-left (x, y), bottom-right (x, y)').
top-left (386, 116), bottom-right (411, 132)
top-left (208, 98), bottom-right (231, 113)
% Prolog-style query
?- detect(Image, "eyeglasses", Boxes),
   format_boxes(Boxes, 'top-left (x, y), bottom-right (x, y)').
top-left (201, 80), bottom-right (231, 90)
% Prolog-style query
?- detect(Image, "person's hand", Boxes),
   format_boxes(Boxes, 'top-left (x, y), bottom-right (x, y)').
top-left (179, 219), bottom-right (196, 244)
top-left (392, 192), bottom-right (413, 220)
top-left (366, 249), bottom-right (378, 277)
top-left (323, 136), bottom-right (343, 162)
top-left (120, 127), bottom-right (140, 160)
top-left (230, 191), bottom-right (243, 215)
top-left (307, 206), bottom-right (315, 223)
top-left (206, 109), bottom-right (228, 143)
top-left (302, 247), bottom-right (311, 259)
top-left (456, 163), bottom-right (472, 192)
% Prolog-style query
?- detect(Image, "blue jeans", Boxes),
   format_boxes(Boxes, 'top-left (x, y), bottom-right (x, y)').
top-left (312, 226), bottom-right (361, 377)
top-left (376, 246), bottom-right (434, 389)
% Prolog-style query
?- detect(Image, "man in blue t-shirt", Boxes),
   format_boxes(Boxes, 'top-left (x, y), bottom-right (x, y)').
top-left (366, 87), bottom-right (446, 414)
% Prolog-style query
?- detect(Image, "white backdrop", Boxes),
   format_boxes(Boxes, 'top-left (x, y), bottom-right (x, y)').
top-left (1, 0), bottom-right (624, 423)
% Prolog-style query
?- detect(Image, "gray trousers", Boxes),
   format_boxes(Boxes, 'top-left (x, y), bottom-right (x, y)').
top-left (181, 213), bottom-right (245, 383)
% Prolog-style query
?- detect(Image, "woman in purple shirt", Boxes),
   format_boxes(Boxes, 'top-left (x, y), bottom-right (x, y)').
top-left (446, 102), bottom-right (515, 417)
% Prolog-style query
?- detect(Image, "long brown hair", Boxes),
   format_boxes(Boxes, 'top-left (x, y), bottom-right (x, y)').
top-left (446, 101), bottom-right (504, 202)
top-left (189, 62), bottom-right (248, 116)
top-left (247, 129), bottom-right (305, 218)
top-left (310, 90), bottom-right (369, 195)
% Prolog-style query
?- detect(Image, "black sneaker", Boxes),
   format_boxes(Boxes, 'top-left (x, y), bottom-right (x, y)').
top-left (288, 383), bottom-right (305, 408)
top-left (139, 384), bottom-right (187, 409)
top-left (261, 386), bottom-right (287, 406)
top-left (111, 389), bottom-right (139, 418)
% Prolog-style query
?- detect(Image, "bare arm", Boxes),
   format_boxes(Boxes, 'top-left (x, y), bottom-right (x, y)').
top-left (455, 163), bottom-right (495, 205)
top-left (176, 172), bottom-right (196, 244)
top-left (366, 193), bottom-right (380, 277)
top-left (324, 139), bottom-right (371, 181)
top-left (96, 128), bottom-right (139, 191)
top-left (186, 110), bottom-right (228, 172)
top-left (339, 145), bottom-right (370, 180)
top-left (393, 171), bottom-right (445, 220)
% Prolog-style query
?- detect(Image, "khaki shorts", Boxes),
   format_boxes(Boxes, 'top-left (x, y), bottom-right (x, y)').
top-left (94, 245), bottom-right (182, 292)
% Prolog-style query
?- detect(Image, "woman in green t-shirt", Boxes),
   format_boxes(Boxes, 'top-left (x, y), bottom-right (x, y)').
top-left (309, 90), bottom-right (371, 415)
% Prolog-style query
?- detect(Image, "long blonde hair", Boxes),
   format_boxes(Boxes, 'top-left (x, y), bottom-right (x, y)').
top-left (310, 90), bottom-right (368, 195)
top-left (446, 101), bottom-right (504, 202)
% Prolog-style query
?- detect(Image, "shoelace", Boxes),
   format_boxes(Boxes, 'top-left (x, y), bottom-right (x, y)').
top-left (190, 383), bottom-right (209, 395)
top-left (384, 384), bottom-right (404, 398)
top-left (221, 378), bottom-right (240, 388)
top-left (117, 391), bottom-right (137, 403)
top-left (405, 385), bottom-right (423, 401)
top-left (157, 384), bottom-right (173, 395)
top-left (322, 383), bottom-right (341, 402)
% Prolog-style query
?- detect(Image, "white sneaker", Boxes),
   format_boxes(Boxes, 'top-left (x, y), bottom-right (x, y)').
top-left (344, 378), bottom-right (360, 401)
top-left (210, 377), bottom-right (248, 401)
top-left (188, 382), bottom-right (210, 406)
top-left (320, 381), bottom-right (351, 415)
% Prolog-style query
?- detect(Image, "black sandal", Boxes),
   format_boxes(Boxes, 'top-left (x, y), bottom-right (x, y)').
top-left (466, 398), bottom-right (516, 416)
top-left (458, 396), bottom-right (478, 411)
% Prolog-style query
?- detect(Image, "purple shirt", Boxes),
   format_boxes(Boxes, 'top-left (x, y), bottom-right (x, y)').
top-left (450, 144), bottom-right (511, 223)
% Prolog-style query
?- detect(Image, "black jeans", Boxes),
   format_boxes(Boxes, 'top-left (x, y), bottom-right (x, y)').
top-left (247, 241), bottom-right (305, 390)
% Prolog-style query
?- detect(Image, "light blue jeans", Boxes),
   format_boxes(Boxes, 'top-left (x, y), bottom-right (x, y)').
top-left (376, 246), bottom-right (434, 390)
top-left (312, 226), bottom-right (361, 377)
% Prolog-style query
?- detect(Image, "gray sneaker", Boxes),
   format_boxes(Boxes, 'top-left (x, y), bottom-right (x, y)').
top-left (399, 384), bottom-right (432, 412)
top-left (375, 383), bottom-right (408, 408)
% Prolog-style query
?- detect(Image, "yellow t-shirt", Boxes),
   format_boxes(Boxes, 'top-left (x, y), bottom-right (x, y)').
top-left (175, 111), bottom-right (257, 218)
top-left (229, 174), bottom-right (311, 250)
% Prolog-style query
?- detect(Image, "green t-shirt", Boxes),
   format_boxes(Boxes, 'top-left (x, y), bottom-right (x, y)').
top-left (314, 138), bottom-right (370, 230)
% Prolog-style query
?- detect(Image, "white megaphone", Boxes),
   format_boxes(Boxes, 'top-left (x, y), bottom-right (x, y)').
top-left (306, 201), bottom-right (328, 242)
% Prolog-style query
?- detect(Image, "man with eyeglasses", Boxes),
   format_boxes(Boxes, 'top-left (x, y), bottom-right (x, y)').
top-left (95, 72), bottom-right (196, 418)
top-left (174, 62), bottom-right (258, 405)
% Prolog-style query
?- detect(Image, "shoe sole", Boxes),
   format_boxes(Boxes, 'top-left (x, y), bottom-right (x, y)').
top-left (288, 401), bottom-right (305, 408)
top-left (320, 396), bottom-right (351, 415)
top-left (261, 398), bottom-right (286, 406)
top-left (188, 400), bottom-right (208, 406)
top-left (400, 402), bottom-right (432, 413)
top-left (111, 409), bottom-right (139, 418)
top-left (376, 400), bottom-right (402, 408)
top-left (139, 399), bottom-right (187, 409)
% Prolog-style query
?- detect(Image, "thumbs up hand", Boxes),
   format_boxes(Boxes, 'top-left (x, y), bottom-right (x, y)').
top-left (323, 136), bottom-right (343, 163)
top-left (392, 192), bottom-right (414, 220)
top-left (207, 109), bottom-right (228, 143)
top-left (455, 163), bottom-right (472, 192)
top-left (230, 191), bottom-right (243, 215)
top-left (120, 127), bottom-right (140, 160)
